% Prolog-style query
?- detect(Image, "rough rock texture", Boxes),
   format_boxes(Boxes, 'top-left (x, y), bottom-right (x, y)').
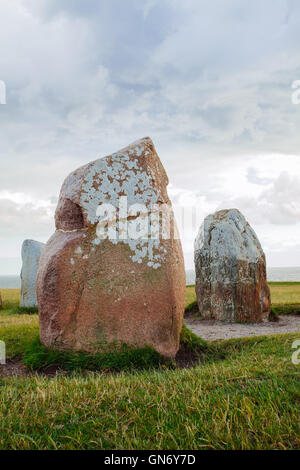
top-left (37, 137), bottom-right (186, 357)
top-left (194, 209), bottom-right (271, 323)
top-left (20, 240), bottom-right (45, 308)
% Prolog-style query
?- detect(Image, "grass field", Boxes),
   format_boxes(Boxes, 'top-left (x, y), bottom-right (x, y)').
top-left (0, 287), bottom-right (299, 450)
top-left (186, 282), bottom-right (300, 314)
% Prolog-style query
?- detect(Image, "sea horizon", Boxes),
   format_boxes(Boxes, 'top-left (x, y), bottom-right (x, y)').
top-left (186, 266), bottom-right (300, 285)
top-left (1, 266), bottom-right (300, 289)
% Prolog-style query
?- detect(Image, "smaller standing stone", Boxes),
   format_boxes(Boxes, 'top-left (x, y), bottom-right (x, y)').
top-left (20, 240), bottom-right (45, 308)
top-left (194, 209), bottom-right (271, 323)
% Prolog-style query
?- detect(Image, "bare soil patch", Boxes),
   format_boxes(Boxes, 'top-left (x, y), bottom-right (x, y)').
top-left (0, 358), bottom-right (28, 378)
top-left (0, 352), bottom-right (205, 378)
top-left (0, 358), bottom-right (67, 378)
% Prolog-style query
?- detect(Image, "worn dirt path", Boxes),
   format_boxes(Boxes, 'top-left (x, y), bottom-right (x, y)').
top-left (184, 315), bottom-right (300, 341)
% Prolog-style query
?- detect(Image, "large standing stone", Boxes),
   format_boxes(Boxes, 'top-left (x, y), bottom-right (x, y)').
top-left (20, 240), bottom-right (45, 308)
top-left (194, 209), bottom-right (271, 323)
top-left (37, 137), bottom-right (186, 357)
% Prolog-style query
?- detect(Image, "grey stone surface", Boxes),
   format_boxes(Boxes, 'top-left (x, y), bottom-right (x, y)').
top-left (194, 209), bottom-right (271, 323)
top-left (20, 240), bottom-right (45, 308)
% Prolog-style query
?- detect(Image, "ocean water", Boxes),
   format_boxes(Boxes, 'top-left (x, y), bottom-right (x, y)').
top-left (0, 268), bottom-right (300, 289)
top-left (266, 267), bottom-right (300, 282)
top-left (186, 267), bottom-right (300, 285)
top-left (0, 275), bottom-right (21, 289)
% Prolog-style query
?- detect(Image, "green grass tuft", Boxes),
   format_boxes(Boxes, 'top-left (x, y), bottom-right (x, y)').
top-left (0, 324), bottom-right (39, 358)
top-left (185, 300), bottom-right (199, 314)
top-left (180, 324), bottom-right (208, 353)
top-left (272, 304), bottom-right (300, 316)
top-left (11, 306), bottom-right (39, 315)
top-left (23, 326), bottom-right (214, 373)
top-left (23, 336), bottom-right (166, 372)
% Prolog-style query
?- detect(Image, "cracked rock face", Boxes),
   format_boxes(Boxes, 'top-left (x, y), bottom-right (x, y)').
top-left (37, 137), bottom-right (186, 357)
top-left (194, 209), bottom-right (271, 323)
top-left (20, 240), bottom-right (45, 308)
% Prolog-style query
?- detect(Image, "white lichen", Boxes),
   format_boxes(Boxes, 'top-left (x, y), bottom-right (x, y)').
top-left (61, 139), bottom-right (167, 268)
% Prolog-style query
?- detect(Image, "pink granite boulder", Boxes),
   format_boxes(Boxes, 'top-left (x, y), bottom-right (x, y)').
top-left (37, 137), bottom-right (186, 357)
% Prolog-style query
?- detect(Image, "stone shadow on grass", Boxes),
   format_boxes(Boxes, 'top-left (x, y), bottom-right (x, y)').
top-left (0, 326), bottom-right (222, 378)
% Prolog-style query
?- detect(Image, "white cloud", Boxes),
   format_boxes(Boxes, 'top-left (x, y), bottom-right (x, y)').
top-left (0, 192), bottom-right (55, 242)
top-left (0, 193), bottom-right (55, 275)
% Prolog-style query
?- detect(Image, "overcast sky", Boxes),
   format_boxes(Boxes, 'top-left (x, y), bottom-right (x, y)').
top-left (0, 0), bottom-right (300, 274)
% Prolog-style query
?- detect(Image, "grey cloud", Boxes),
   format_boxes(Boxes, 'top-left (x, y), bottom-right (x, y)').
top-left (27, 0), bottom-right (104, 19)
top-left (0, 0), bottom-right (300, 270)
top-left (0, 198), bottom-right (54, 240)
top-left (2, 0), bottom-right (300, 161)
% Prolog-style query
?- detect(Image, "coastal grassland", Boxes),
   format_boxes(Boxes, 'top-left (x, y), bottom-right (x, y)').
top-left (0, 288), bottom-right (299, 450)
top-left (1, 289), bottom-right (20, 309)
top-left (269, 282), bottom-right (300, 305)
top-left (186, 282), bottom-right (300, 315)
top-left (186, 285), bottom-right (197, 307)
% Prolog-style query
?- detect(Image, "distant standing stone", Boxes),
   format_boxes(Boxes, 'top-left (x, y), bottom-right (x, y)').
top-left (194, 209), bottom-right (271, 323)
top-left (0, 291), bottom-right (2, 310)
top-left (20, 240), bottom-right (45, 308)
top-left (37, 137), bottom-right (186, 358)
